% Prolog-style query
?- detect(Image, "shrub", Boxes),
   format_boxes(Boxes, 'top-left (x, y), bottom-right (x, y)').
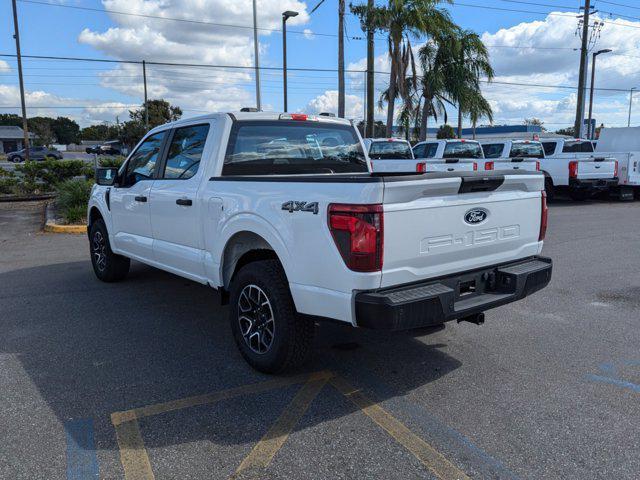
top-left (0, 168), bottom-right (18, 195)
top-left (56, 178), bottom-right (93, 224)
top-left (15, 159), bottom-right (93, 191)
top-left (99, 156), bottom-right (125, 169)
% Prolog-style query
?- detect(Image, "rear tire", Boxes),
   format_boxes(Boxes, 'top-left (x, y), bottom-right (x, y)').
top-left (89, 218), bottom-right (130, 282)
top-left (544, 177), bottom-right (555, 201)
top-left (229, 259), bottom-right (314, 373)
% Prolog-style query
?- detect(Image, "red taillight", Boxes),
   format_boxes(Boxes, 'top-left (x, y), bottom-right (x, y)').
top-left (473, 162), bottom-right (478, 171)
top-left (484, 161), bottom-right (494, 170)
top-left (614, 160), bottom-right (618, 177)
top-left (416, 162), bottom-right (426, 173)
top-left (569, 161), bottom-right (578, 178)
top-left (539, 191), bottom-right (548, 241)
top-left (535, 161), bottom-right (540, 171)
top-left (328, 204), bottom-right (383, 272)
top-left (290, 113), bottom-right (307, 121)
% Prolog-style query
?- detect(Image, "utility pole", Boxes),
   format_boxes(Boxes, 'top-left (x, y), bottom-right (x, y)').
top-left (338, 0), bottom-right (345, 118)
top-left (574, 0), bottom-right (591, 138)
top-left (366, 0), bottom-right (374, 137)
top-left (11, 0), bottom-right (29, 161)
top-left (142, 60), bottom-right (149, 129)
top-left (252, 0), bottom-right (261, 110)
top-left (628, 87), bottom-right (636, 127)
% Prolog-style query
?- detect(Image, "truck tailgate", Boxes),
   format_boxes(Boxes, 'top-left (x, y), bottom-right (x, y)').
top-left (371, 159), bottom-right (423, 173)
top-left (426, 159), bottom-right (477, 173)
top-left (575, 157), bottom-right (617, 179)
top-left (493, 159), bottom-right (539, 172)
top-left (380, 172), bottom-right (544, 288)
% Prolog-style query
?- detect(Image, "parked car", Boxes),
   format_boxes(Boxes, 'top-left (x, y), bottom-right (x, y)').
top-left (363, 138), bottom-right (425, 173)
top-left (595, 127), bottom-right (640, 200)
top-left (8, 146), bottom-right (63, 162)
top-left (479, 140), bottom-right (542, 173)
top-left (88, 111), bottom-right (552, 373)
top-left (412, 139), bottom-right (480, 172)
top-left (537, 138), bottom-right (619, 200)
top-left (85, 144), bottom-right (122, 155)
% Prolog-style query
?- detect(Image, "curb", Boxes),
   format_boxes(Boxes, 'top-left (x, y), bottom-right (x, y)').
top-left (44, 202), bottom-right (87, 234)
top-left (0, 193), bottom-right (56, 203)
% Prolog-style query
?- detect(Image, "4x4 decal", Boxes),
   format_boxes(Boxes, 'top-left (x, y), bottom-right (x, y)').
top-left (281, 201), bottom-right (319, 215)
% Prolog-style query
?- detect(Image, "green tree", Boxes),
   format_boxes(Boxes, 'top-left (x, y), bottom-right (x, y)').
top-left (555, 127), bottom-right (575, 137)
top-left (0, 114), bottom-right (22, 127)
top-left (81, 124), bottom-right (120, 141)
top-left (28, 117), bottom-right (55, 146)
top-left (130, 99), bottom-right (182, 129)
top-left (119, 120), bottom-right (147, 149)
top-left (441, 29), bottom-right (494, 138)
top-left (436, 124), bottom-right (455, 139)
top-left (51, 117), bottom-right (81, 145)
top-left (351, 0), bottom-right (453, 137)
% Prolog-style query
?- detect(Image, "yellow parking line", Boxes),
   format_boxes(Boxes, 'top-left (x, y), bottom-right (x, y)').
top-left (111, 371), bottom-right (332, 425)
top-left (111, 415), bottom-right (155, 480)
top-left (110, 371), bottom-right (332, 480)
top-left (232, 373), bottom-right (331, 479)
top-left (330, 376), bottom-right (471, 480)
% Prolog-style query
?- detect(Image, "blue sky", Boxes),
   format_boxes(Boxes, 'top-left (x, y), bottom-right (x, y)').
top-left (1, 0), bottom-right (639, 129)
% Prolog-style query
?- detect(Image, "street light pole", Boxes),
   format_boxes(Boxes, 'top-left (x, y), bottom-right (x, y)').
top-left (628, 87), bottom-right (637, 127)
top-left (587, 49), bottom-right (612, 139)
top-left (11, 0), bottom-right (29, 161)
top-left (252, 0), bottom-right (261, 110)
top-left (281, 11), bottom-right (298, 112)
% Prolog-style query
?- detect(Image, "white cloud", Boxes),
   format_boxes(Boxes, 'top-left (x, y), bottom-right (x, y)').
top-left (0, 61), bottom-right (10, 73)
top-left (304, 90), bottom-right (364, 119)
top-left (77, 0), bottom-right (310, 114)
top-left (303, 29), bottom-right (315, 40)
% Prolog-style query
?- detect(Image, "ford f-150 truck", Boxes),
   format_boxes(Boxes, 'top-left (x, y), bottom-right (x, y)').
top-left (412, 139), bottom-right (480, 172)
top-left (479, 140), bottom-right (541, 173)
top-left (88, 112), bottom-right (552, 373)
top-left (363, 138), bottom-right (425, 173)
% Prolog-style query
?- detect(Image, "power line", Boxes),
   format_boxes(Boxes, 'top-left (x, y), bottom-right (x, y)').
top-left (597, 0), bottom-right (640, 11)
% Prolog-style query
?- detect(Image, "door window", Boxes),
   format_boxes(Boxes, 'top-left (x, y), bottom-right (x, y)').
top-left (122, 132), bottom-right (165, 186)
top-left (162, 124), bottom-right (210, 179)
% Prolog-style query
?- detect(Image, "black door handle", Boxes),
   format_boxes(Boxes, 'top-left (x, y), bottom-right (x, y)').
top-left (134, 196), bottom-right (147, 202)
top-left (176, 198), bottom-right (192, 206)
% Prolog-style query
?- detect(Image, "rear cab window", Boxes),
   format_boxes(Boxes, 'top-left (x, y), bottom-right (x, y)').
top-left (481, 144), bottom-right (504, 159)
top-left (562, 141), bottom-right (594, 153)
top-left (223, 120), bottom-right (368, 175)
top-left (443, 141), bottom-right (483, 159)
top-left (542, 142), bottom-right (557, 156)
top-left (414, 143), bottom-right (438, 158)
top-left (509, 142), bottom-right (544, 158)
top-left (368, 140), bottom-right (413, 160)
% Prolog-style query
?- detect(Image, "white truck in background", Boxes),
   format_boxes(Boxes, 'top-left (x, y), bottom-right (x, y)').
top-left (363, 138), bottom-right (425, 173)
top-left (412, 139), bottom-right (480, 172)
top-left (534, 138), bottom-right (618, 200)
top-left (479, 140), bottom-right (541, 173)
top-left (87, 112), bottom-right (552, 373)
top-left (595, 127), bottom-right (640, 200)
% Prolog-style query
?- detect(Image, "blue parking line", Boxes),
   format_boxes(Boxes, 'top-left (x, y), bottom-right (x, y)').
top-left (65, 419), bottom-right (99, 480)
top-left (585, 374), bottom-right (640, 394)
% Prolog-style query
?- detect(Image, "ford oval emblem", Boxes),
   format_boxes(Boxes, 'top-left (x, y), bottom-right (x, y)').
top-left (464, 208), bottom-right (488, 225)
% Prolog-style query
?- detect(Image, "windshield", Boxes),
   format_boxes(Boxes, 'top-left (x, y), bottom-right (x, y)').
top-left (368, 141), bottom-right (413, 160)
top-left (443, 141), bottom-right (483, 159)
top-left (481, 144), bottom-right (504, 159)
top-left (509, 142), bottom-right (544, 158)
top-left (223, 121), bottom-right (368, 175)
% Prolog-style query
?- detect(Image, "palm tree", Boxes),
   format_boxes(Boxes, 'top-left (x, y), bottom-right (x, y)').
top-left (464, 89), bottom-right (493, 139)
top-left (416, 41), bottom-right (454, 141)
top-left (444, 29), bottom-right (494, 138)
top-left (351, 0), bottom-right (453, 137)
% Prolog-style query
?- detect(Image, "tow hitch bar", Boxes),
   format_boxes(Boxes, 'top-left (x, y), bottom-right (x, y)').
top-left (458, 312), bottom-right (485, 325)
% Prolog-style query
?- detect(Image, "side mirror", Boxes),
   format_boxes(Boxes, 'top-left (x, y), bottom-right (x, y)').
top-left (96, 167), bottom-right (118, 186)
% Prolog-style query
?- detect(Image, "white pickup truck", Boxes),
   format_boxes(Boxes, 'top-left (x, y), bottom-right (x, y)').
top-left (595, 127), bottom-right (640, 200)
top-left (363, 137), bottom-right (425, 173)
top-left (412, 139), bottom-right (480, 172)
top-left (88, 112), bottom-right (552, 373)
top-left (534, 138), bottom-right (618, 200)
top-left (479, 140), bottom-right (541, 173)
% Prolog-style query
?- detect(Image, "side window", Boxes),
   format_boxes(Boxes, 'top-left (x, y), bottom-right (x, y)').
top-left (424, 143), bottom-right (438, 158)
top-left (122, 132), bottom-right (165, 187)
top-left (482, 144), bottom-right (503, 159)
top-left (413, 144), bottom-right (426, 158)
top-left (542, 142), bottom-right (556, 156)
top-left (162, 124), bottom-right (210, 179)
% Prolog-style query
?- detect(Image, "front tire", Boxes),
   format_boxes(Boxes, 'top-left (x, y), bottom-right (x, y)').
top-left (229, 259), bottom-right (314, 373)
top-left (89, 218), bottom-right (130, 282)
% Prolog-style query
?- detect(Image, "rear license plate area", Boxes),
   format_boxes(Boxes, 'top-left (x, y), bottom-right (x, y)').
top-left (458, 279), bottom-right (476, 297)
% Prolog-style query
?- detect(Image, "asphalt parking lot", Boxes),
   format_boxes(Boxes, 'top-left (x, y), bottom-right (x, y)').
top-left (1, 198), bottom-right (639, 480)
